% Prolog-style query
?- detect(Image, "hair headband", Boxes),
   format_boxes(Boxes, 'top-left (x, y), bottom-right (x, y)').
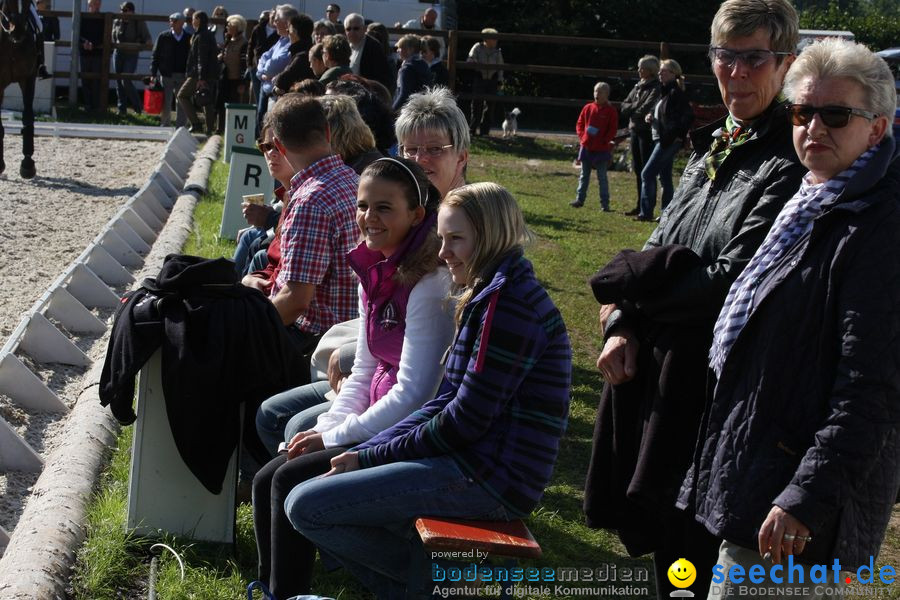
top-left (374, 157), bottom-right (425, 207)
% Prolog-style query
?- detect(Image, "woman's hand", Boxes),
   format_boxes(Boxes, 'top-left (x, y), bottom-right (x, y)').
top-left (597, 330), bottom-right (639, 384)
top-left (598, 303), bottom-right (617, 334)
top-left (241, 202), bottom-right (273, 227)
top-left (324, 451), bottom-right (359, 477)
top-left (241, 273), bottom-right (272, 293)
top-left (327, 348), bottom-right (348, 394)
top-left (287, 430), bottom-right (325, 459)
top-left (758, 506), bottom-right (812, 564)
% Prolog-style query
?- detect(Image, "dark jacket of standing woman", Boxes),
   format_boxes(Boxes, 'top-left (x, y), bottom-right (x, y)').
top-left (187, 26), bottom-right (220, 81)
top-left (654, 81), bottom-right (694, 148)
top-left (678, 139), bottom-right (900, 569)
top-left (619, 78), bottom-right (660, 133)
top-left (583, 100), bottom-right (807, 555)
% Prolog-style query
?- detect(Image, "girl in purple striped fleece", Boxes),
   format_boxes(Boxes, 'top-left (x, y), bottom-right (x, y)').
top-left (284, 182), bottom-right (572, 599)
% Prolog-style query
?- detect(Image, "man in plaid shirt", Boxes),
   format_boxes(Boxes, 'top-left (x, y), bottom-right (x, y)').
top-left (242, 95), bottom-right (360, 379)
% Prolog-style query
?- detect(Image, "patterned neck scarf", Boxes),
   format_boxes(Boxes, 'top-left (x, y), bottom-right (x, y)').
top-left (709, 145), bottom-right (877, 378)
top-left (704, 114), bottom-right (754, 180)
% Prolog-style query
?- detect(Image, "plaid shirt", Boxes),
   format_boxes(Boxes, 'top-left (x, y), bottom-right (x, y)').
top-left (273, 154), bottom-right (360, 334)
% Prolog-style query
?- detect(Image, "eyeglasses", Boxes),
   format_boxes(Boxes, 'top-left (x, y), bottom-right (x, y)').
top-left (788, 104), bottom-right (878, 128)
top-left (345, 26), bottom-right (362, 31)
top-left (256, 139), bottom-right (277, 153)
top-left (400, 144), bottom-right (454, 159)
top-left (708, 47), bottom-right (792, 70)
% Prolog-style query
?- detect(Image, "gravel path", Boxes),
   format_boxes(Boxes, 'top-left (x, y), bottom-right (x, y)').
top-left (0, 135), bottom-right (164, 535)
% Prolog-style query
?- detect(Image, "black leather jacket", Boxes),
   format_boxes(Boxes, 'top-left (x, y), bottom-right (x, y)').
top-left (633, 101), bottom-right (807, 324)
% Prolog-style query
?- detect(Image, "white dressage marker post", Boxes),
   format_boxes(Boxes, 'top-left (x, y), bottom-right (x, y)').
top-left (223, 103), bottom-right (257, 163)
top-left (220, 146), bottom-right (274, 240)
top-left (127, 350), bottom-right (237, 544)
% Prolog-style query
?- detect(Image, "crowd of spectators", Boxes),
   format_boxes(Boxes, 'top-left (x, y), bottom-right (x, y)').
top-left (60, 2), bottom-right (463, 135)
top-left (73, 1), bottom-right (900, 599)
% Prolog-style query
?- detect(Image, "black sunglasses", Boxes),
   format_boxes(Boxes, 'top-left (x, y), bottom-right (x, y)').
top-left (788, 104), bottom-right (877, 128)
top-left (256, 139), bottom-right (277, 153)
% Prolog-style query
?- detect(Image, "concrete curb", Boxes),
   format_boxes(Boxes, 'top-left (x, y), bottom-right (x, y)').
top-left (0, 142), bottom-right (208, 599)
top-left (184, 135), bottom-right (223, 195)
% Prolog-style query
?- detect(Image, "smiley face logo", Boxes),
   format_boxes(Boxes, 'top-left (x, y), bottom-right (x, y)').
top-left (668, 558), bottom-right (696, 589)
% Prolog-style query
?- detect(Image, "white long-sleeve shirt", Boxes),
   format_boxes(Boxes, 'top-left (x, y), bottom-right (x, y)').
top-left (317, 268), bottom-right (455, 447)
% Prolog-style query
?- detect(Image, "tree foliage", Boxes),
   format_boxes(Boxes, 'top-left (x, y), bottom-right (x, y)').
top-left (799, 2), bottom-right (900, 50)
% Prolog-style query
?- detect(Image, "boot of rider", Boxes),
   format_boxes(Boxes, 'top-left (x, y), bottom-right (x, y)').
top-left (35, 32), bottom-right (51, 79)
top-left (25, 3), bottom-right (51, 79)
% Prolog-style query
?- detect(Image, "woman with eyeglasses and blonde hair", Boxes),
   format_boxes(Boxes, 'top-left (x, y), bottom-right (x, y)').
top-left (584, 0), bottom-right (807, 596)
top-left (635, 58), bottom-right (694, 221)
top-left (395, 87), bottom-right (470, 198)
top-left (286, 182), bottom-right (571, 599)
top-left (680, 38), bottom-right (898, 599)
top-left (251, 157), bottom-right (455, 599)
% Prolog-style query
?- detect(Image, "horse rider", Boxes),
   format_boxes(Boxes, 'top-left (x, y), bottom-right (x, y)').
top-left (21, 0), bottom-right (52, 79)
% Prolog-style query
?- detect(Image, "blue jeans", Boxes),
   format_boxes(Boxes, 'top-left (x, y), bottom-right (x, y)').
top-left (286, 455), bottom-right (509, 599)
top-left (234, 227), bottom-right (269, 276)
top-left (114, 51), bottom-right (141, 112)
top-left (249, 248), bottom-right (270, 273)
top-left (256, 380), bottom-right (332, 456)
top-left (575, 157), bottom-right (609, 208)
top-left (639, 140), bottom-right (679, 218)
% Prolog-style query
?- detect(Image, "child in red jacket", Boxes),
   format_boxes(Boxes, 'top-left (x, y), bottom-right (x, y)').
top-left (571, 82), bottom-right (618, 210)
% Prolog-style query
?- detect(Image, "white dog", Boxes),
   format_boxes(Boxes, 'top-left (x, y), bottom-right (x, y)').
top-left (502, 107), bottom-right (522, 138)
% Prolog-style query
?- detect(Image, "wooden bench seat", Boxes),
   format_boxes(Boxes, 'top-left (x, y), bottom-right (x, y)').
top-left (415, 517), bottom-right (542, 560)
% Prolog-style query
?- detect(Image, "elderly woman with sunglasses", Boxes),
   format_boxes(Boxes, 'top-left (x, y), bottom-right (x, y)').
top-left (584, 0), bottom-right (807, 596)
top-left (677, 38), bottom-right (899, 599)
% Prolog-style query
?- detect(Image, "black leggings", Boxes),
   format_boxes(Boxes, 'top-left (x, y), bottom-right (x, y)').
top-left (652, 509), bottom-right (721, 599)
top-left (252, 447), bottom-right (346, 599)
top-left (630, 128), bottom-right (654, 212)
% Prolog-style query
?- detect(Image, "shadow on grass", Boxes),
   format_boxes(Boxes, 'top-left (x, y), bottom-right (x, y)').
top-left (40, 104), bottom-right (164, 126)
top-left (473, 136), bottom-right (573, 162)
top-left (524, 210), bottom-right (595, 237)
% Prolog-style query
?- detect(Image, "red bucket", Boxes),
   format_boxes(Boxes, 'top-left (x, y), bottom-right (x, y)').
top-left (143, 88), bottom-right (163, 115)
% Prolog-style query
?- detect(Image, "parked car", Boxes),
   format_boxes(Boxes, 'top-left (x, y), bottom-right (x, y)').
top-left (876, 48), bottom-right (900, 138)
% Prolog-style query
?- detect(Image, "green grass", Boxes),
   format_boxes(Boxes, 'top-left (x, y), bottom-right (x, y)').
top-left (70, 135), bottom-right (679, 600)
top-left (182, 157), bottom-right (235, 259)
top-left (37, 103), bottom-right (164, 126)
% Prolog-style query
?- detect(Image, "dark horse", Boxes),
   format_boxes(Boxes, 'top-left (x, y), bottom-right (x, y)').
top-left (0, 0), bottom-right (38, 178)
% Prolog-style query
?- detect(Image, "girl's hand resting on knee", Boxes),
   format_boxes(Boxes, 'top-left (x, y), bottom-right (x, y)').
top-left (324, 451), bottom-right (359, 477)
top-left (287, 430), bottom-right (325, 459)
